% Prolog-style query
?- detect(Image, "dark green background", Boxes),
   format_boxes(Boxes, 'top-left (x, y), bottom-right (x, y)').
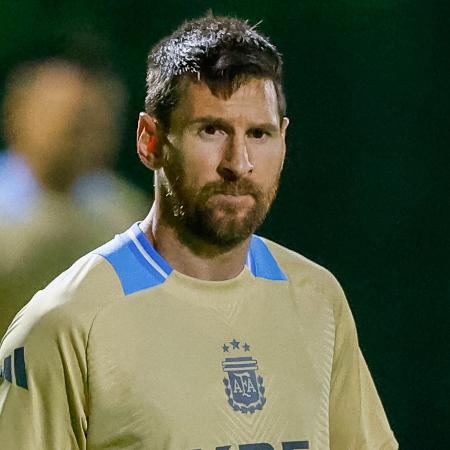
top-left (1, 0), bottom-right (449, 447)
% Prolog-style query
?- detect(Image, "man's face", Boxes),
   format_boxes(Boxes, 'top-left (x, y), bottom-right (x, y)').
top-left (159, 77), bottom-right (288, 250)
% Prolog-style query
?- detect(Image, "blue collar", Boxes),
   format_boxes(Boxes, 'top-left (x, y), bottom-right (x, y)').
top-left (94, 223), bottom-right (287, 295)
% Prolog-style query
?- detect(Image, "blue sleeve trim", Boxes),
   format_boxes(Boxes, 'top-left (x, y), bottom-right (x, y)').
top-left (249, 235), bottom-right (288, 281)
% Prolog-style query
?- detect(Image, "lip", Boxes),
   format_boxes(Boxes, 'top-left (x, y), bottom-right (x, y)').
top-left (210, 193), bottom-right (254, 205)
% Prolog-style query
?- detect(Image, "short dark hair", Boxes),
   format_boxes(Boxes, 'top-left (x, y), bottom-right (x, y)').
top-left (145, 14), bottom-right (286, 128)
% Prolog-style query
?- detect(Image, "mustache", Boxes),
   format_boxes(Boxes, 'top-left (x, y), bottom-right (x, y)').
top-left (200, 179), bottom-right (262, 197)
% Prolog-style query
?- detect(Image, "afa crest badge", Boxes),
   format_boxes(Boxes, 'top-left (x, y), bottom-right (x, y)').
top-left (222, 339), bottom-right (266, 414)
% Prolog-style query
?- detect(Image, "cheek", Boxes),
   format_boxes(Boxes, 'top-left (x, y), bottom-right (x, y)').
top-left (251, 145), bottom-right (285, 184)
top-left (181, 135), bottom-right (225, 183)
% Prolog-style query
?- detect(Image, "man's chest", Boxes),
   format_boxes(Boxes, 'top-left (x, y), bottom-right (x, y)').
top-left (86, 288), bottom-right (334, 449)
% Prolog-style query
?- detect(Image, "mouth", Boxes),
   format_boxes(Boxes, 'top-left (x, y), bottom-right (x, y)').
top-left (209, 192), bottom-right (254, 206)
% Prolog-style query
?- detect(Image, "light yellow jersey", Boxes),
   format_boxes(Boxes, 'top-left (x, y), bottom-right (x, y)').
top-left (0, 223), bottom-right (398, 449)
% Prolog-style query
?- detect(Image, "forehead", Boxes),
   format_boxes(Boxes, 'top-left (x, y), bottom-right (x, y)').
top-left (171, 78), bottom-right (280, 126)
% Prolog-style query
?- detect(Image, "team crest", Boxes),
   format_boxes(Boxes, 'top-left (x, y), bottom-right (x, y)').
top-left (222, 339), bottom-right (266, 413)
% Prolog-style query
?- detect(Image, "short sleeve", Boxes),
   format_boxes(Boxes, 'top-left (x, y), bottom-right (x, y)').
top-left (0, 291), bottom-right (88, 450)
top-left (329, 281), bottom-right (398, 450)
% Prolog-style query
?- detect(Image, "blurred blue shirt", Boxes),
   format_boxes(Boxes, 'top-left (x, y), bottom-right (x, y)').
top-left (0, 150), bottom-right (41, 223)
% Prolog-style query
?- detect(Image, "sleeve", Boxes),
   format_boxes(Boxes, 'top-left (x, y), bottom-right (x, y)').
top-left (328, 281), bottom-right (398, 450)
top-left (0, 293), bottom-right (88, 450)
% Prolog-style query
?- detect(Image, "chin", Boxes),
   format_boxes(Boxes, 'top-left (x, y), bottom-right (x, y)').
top-left (202, 214), bottom-right (262, 248)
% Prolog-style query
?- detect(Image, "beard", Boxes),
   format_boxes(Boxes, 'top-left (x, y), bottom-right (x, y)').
top-left (159, 163), bottom-right (280, 252)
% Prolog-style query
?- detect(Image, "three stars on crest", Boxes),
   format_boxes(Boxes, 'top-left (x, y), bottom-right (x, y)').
top-left (222, 339), bottom-right (250, 352)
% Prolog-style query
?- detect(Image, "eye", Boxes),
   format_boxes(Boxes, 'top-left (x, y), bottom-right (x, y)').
top-left (248, 128), bottom-right (269, 140)
top-left (198, 124), bottom-right (226, 139)
top-left (204, 124), bottom-right (217, 135)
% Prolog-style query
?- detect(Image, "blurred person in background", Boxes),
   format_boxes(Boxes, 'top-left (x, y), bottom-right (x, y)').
top-left (0, 59), bottom-right (148, 336)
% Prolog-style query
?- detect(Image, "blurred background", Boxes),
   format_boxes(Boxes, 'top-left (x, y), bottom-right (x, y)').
top-left (0, 0), bottom-right (448, 447)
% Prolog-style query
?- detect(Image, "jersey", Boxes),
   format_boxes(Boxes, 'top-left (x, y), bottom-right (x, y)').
top-left (0, 223), bottom-right (398, 450)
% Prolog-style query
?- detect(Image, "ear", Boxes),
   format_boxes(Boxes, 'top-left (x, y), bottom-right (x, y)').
top-left (280, 116), bottom-right (290, 138)
top-left (137, 112), bottom-right (163, 170)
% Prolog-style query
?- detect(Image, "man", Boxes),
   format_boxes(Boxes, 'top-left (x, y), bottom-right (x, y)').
top-left (0, 59), bottom-right (140, 227)
top-left (0, 15), bottom-right (398, 449)
top-left (0, 59), bottom-right (147, 337)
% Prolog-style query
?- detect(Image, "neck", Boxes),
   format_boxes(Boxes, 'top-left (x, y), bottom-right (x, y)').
top-left (140, 204), bottom-right (251, 281)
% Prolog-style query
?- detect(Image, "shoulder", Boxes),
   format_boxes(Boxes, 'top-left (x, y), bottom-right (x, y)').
top-left (259, 237), bottom-right (358, 339)
top-left (260, 237), bottom-right (339, 284)
top-left (1, 250), bottom-right (123, 356)
top-left (258, 236), bottom-right (348, 312)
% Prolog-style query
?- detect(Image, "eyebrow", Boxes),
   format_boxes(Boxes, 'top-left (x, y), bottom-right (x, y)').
top-left (187, 116), bottom-right (280, 134)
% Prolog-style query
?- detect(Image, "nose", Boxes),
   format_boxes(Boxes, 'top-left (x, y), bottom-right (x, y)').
top-left (218, 134), bottom-right (254, 180)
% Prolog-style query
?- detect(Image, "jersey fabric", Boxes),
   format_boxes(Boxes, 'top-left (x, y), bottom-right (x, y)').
top-left (0, 223), bottom-right (398, 450)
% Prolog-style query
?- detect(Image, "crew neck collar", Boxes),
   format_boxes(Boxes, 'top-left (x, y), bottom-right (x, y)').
top-left (95, 222), bottom-right (287, 296)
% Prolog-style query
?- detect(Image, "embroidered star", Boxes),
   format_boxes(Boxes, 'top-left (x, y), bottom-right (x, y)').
top-left (243, 343), bottom-right (250, 352)
top-left (222, 344), bottom-right (229, 352)
top-left (230, 338), bottom-right (240, 349)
